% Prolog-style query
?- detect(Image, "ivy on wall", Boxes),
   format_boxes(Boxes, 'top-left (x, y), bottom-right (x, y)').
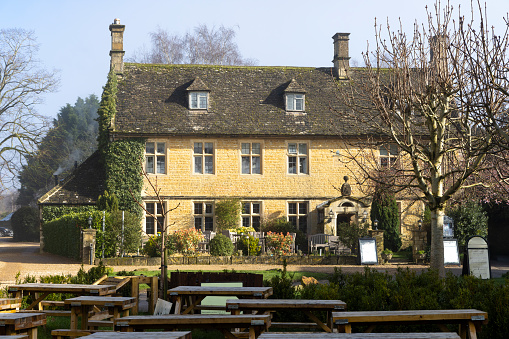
top-left (97, 69), bottom-right (117, 157)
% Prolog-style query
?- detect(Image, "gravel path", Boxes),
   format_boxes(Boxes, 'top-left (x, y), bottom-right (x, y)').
top-left (1, 237), bottom-right (507, 290)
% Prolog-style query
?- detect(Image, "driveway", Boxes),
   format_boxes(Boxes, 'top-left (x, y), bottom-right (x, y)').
top-left (1, 237), bottom-right (507, 290)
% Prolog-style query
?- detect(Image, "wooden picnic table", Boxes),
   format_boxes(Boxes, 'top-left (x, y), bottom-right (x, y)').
top-left (64, 296), bottom-right (137, 330)
top-left (8, 283), bottom-right (117, 310)
top-left (257, 333), bottom-right (461, 339)
top-left (226, 298), bottom-right (346, 333)
top-left (0, 312), bottom-right (46, 339)
top-left (0, 336), bottom-right (29, 339)
top-left (168, 286), bottom-right (273, 314)
top-left (74, 331), bottom-right (192, 338)
top-left (115, 314), bottom-right (271, 339)
top-left (0, 298), bottom-right (21, 311)
top-left (332, 309), bottom-right (488, 339)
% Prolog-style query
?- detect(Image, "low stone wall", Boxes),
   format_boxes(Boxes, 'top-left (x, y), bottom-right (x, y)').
top-left (96, 255), bottom-right (357, 266)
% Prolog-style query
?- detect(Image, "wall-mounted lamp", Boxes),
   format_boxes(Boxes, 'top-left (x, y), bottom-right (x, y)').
top-left (88, 216), bottom-right (93, 229)
top-left (328, 210), bottom-right (335, 219)
top-left (418, 219), bottom-right (422, 231)
top-left (374, 219), bottom-right (378, 230)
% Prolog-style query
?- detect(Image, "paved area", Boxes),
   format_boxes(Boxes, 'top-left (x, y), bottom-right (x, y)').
top-left (1, 237), bottom-right (508, 291)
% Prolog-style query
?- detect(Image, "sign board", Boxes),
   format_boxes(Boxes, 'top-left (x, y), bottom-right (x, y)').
top-left (443, 238), bottom-right (460, 265)
top-left (467, 236), bottom-right (490, 279)
top-left (358, 237), bottom-right (378, 265)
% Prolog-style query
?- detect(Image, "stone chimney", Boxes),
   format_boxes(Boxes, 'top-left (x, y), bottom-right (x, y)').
top-left (109, 18), bottom-right (125, 75)
top-left (332, 33), bottom-right (350, 78)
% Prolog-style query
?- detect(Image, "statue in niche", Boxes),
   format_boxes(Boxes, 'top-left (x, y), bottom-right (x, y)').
top-left (341, 176), bottom-right (352, 197)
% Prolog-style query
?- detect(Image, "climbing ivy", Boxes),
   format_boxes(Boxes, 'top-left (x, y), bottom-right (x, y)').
top-left (97, 69), bottom-right (118, 157)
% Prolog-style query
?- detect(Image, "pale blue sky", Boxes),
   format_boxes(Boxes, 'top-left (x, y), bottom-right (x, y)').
top-left (1, 0), bottom-right (507, 118)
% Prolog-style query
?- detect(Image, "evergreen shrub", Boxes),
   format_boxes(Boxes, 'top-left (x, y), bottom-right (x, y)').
top-left (11, 206), bottom-right (39, 241)
top-left (237, 234), bottom-right (261, 256)
top-left (209, 234), bottom-right (234, 256)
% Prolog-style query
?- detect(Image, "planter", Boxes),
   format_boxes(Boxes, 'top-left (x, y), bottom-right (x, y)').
top-left (381, 253), bottom-right (393, 261)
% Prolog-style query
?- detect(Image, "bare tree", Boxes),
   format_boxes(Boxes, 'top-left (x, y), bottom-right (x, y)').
top-left (0, 28), bottom-right (58, 189)
top-left (338, 1), bottom-right (507, 276)
top-left (128, 24), bottom-right (257, 66)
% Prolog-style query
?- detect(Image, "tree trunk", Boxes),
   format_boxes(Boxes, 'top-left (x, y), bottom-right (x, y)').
top-left (430, 207), bottom-right (445, 277)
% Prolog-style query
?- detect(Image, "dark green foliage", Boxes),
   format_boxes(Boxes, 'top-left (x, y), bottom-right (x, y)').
top-left (370, 190), bottom-right (402, 252)
top-left (447, 201), bottom-right (488, 248)
top-left (17, 95), bottom-right (99, 206)
top-left (96, 190), bottom-right (119, 212)
top-left (42, 205), bottom-right (97, 224)
top-left (97, 70), bottom-right (118, 157)
top-left (336, 221), bottom-right (370, 254)
top-left (263, 261), bottom-right (296, 299)
top-left (215, 198), bottom-right (241, 231)
top-left (142, 235), bottom-right (162, 257)
top-left (103, 210), bottom-right (142, 257)
top-left (11, 206), bottom-right (39, 241)
top-left (209, 234), bottom-right (234, 256)
top-left (237, 234), bottom-right (261, 256)
top-left (262, 217), bottom-right (307, 253)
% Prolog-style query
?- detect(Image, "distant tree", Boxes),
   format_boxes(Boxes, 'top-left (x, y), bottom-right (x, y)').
top-left (129, 24), bottom-right (257, 66)
top-left (447, 201), bottom-right (488, 248)
top-left (96, 190), bottom-right (119, 212)
top-left (215, 198), bottom-right (241, 231)
top-left (0, 28), bottom-right (59, 189)
top-left (17, 95), bottom-right (99, 205)
top-left (370, 189), bottom-right (402, 252)
top-left (11, 206), bottom-right (39, 241)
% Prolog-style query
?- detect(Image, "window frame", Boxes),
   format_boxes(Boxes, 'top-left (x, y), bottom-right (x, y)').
top-left (193, 201), bottom-right (215, 232)
top-left (193, 141), bottom-right (215, 174)
top-left (145, 141), bottom-right (166, 174)
top-left (287, 142), bottom-right (309, 175)
top-left (287, 201), bottom-right (309, 233)
top-left (285, 93), bottom-right (305, 111)
top-left (144, 201), bottom-right (165, 235)
top-left (241, 201), bottom-right (262, 231)
top-left (189, 91), bottom-right (209, 110)
top-left (379, 144), bottom-right (399, 168)
top-left (240, 141), bottom-right (262, 175)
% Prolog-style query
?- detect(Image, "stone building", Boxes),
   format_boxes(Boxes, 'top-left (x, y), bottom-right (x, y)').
top-left (39, 19), bottom-right (423, 248)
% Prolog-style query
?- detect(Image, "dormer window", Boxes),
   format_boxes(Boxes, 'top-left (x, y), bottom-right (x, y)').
top-left (286, 93), bottom-right (305, 111)
top-left (189, 92), bottom-right (208, 110)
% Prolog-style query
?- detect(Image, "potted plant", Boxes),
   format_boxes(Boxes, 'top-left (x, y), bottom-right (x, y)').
top-left (417, 250), bottom-right (426, 259)
top-left (381, 248), bottom-right (393, 261)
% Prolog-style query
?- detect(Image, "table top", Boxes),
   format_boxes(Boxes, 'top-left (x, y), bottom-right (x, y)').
top-left (258, 333), bottom-right (461, 339)
top-left (332, 309), bottom-right (488, 322)
top-left (82, 332), bottom-right (192, 339)
top-left (0, 298), bottom-right (20, 310)
top-left (226, 298), bottom-right (346, 310)
top-left (0, 336), bottom-right (29, 339)
top-left (115, 314), bottom-right (271, 326)
top-left (0, 312), bottom-right (46, 330)
top-left (64, 296), bottom-right (137, 307)
top-left (168, 286), bottom-right (273, 297)
top-left (8, 283), bottom-right (116, 295)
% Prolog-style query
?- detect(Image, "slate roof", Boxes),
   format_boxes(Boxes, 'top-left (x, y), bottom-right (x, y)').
top-left (38, 151), bottom-right (105, 205)
top-left (113, 64), bottom-right (373, 137)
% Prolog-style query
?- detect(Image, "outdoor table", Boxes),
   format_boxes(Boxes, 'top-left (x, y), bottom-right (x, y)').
top-left (76, 331), bottom-right (192, 339)
top-left (167, 286), bottom-right (273, 314)
top-left (64, 296), bottom-right (137, 330)
top-left (257, 333), bottom-right (461, 339)
top-left (0, 312), bottom-right (46, 339)
top-left (8, 283), bottom-right (117, 310)
top-left (0, 336), bottom-right (29, 339)
top-left (115, 314), bottom-right (271, 339)
top-left (226, 298), bottom-right (346, 332)
top-left (332, 309), bottom-right (488, 339)
top-left (0, 298), bottom-right (21, 311)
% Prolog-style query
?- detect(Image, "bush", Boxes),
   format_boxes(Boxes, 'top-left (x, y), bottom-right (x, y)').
top-left (215, 199), bottom-right (241, 231)
top-left (370, 190), bottom-right (402, 252)
top-left (168, 228), bottom-right (203, 255)
top-left (209, 234), bottom-right (234, 256)
top-left (143, 235), bottom-right (162, 257)
top-left (262, 217), bottom-right (307, 253)
top-left (237, 235), bottom-right (261, 256)
top-left (103, 211), bottom-right (142, 256)
top-left (336, 221), bottom-right (369, 255)
top-left (11, 206), bottom-right (39, 242)
top-left (447, 200), bottom-right (488, 248)
top-left (265, 232), bottom-right (293, 255)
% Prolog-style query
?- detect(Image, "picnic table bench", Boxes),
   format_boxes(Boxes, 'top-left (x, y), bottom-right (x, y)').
top-left (258, 333), bottom-right (461, 339)
top-left (168, 286), bottom-right (273, 314)
top-left (114, 314), bottom-right (271, 339)
top-left (0, 312), bottom-right (46, 339)
top-left (0, 335), bottom-right (29, 339)
top-left (0, 298), bottom-right (21, 312)
top-left (332, 309), bottom-right (488, 339)
top-left (51, 329), bottom-right (190, 339)
top-left (226, 298), bottom-right (346, 332)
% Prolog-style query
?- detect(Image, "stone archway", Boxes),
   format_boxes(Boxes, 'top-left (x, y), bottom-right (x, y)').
top-left (321, 197), bottom-right (370, 235)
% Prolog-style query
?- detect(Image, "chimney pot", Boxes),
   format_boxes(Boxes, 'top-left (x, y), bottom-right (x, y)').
top-left (54, 175), bottom-right (59, 187)
top-left (114, 18), bottom-right (120, 24)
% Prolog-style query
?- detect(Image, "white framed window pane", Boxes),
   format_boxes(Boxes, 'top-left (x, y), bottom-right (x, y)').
top-left (288, 157), bottom-right (297, 173)
top-left (298, 216), bottom-right (307, 232)
top-left (241, 143), bottom-right (250, 154)
top-left (194, 202), bottom-right (203, 214)
top-left (288, 143), bottom-right (297, 154)
top-left (252, 157), bottom-right (260, 174)
top-left (252, 203), bottom-right (260, 214)
top-left (299, 203), bottom-right (307, 214)
top-left (243, 203), bottom-right (250, 214)
top-left (242, 216), bottom-right (250, 227)
top-left (199, 95), bottom-right (207, 109)
top-left (204, 143), bottom-right (213, 154)
top-left (252, 216), bottom-right (260, 230)
top-left (205, 203), bottom-right (213, 214)
top-left (191, 93), bottom-right (198, 109)
top-left (288, 216), bottom-right (297, 227)
top-left (299, 157), bottom-right (307, 174)
top-left (380, 157), bottom-right (388, 167)
top-left (204, 217), bottom-right (214, 231)
top-left (194, 156), bottom-right (203, 173)
top-left (156, 156), bottom-right (165, 174)
top-left (288, 203), bottom-right (297, 214)
top-left (146, 202), bottom-right (155, 214)
top-left (390, 144), bottom-right (398, 155)
top-left (287, 94), bottom-right (294, 110)
top-left (146, 217), bottom-right (155, 234)
top-left (146, 156), bottom-right (155, 174)
top-left (379, 146), bottom-right (388, 156)
top-left (299, 143), bottom-right (307, 155)
top-left (146, 142), bottom-right (155, 154)
top-left (156, 216), bottom-right (164, 233)
top-left (204, 156), bottom-right (213, 173)
top-left (252, 143), bottom-right (260, 154)
top-left (194, 142), bottom-right (203, 154)
top-left (242, 156), bottom-right (250, 174)
top-left (157, 143), bottom-right (165, 154)
top-left (194, 217), bottom-right (202, 230)
top-left (296, 97), bottom-right (303, 110)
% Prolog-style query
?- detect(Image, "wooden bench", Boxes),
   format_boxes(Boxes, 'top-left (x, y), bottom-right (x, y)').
top-left (115, 314), bottom-right (271, 339)
top-left (0, 298), bottom-right (21, 312)
top-left (258, 333), bottom-right (461, 339)
top-left (18, 309), bottom-right (71, 317)
top-left (332, 309), bottom-right (488, 339)
top-left (51, 329), bottom-right (113, 339)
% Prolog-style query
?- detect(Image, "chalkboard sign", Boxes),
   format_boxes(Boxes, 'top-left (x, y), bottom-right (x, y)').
top-left (443, 238), bottom-right (460, 265)
top-left (467, 236), bottom-right (490, 279)
top-left (358, 237), bottom-right (378, 265)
